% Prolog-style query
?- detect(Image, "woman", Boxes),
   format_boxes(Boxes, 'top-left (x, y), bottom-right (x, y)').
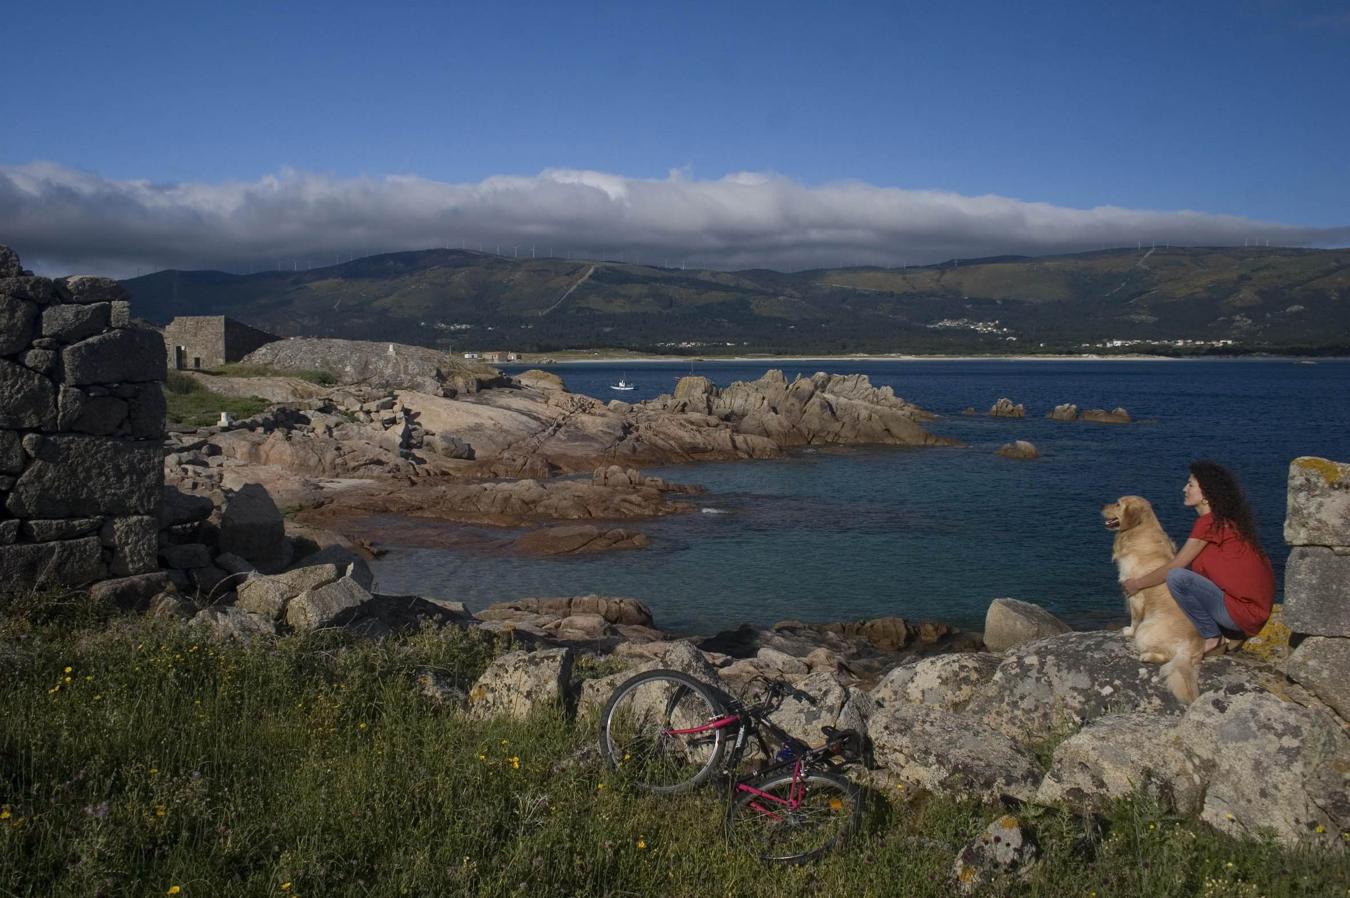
top-left (1122, 460), bottom-right (1275, 656)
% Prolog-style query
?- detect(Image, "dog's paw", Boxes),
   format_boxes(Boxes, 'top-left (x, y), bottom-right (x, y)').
top-left (1121, 626), bottom-right (1135, 638)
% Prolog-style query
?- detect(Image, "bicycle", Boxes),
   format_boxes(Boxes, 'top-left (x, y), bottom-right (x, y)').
top-left (598, 668), bottom-right (868, 864)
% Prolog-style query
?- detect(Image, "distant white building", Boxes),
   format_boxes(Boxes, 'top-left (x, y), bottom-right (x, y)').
top-left (462, 352), bottom-right (480, 360)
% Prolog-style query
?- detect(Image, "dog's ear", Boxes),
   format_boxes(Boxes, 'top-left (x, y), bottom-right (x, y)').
top-left (1118, 497), bottom-right (1139, 529)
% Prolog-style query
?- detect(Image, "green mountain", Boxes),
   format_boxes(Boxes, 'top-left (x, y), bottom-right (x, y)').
top-left (120, 245), bottom-right (1350, 354)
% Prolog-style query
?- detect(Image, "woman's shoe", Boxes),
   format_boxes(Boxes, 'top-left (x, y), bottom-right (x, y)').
top-left (1203, 640), bottom-right (1228, 659)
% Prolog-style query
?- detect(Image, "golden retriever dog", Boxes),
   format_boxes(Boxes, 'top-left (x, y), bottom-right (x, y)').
top-left (1101, 496), bottom-right (1204, 704)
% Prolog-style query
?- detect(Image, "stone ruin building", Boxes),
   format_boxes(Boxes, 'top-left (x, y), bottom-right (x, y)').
top-left (1, 245), bottom-right (165, 585)
top-left (163, 315), bottom-right (277, 370)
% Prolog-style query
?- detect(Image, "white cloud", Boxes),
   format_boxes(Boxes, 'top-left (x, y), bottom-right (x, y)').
top-left (1, 162), bottom-right (1345, 277)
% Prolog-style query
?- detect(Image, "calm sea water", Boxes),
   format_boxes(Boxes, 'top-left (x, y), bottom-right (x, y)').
top-left (372, 358), bottom-right (1350, 634)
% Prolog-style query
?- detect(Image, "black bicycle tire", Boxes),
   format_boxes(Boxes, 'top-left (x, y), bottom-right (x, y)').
top-left (725, 769), bottom-right (862, 864)
top-left (598, 669), bottom-right (728, 794)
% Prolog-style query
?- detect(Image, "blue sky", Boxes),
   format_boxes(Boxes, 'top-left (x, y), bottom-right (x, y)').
top-left (2, 0), bottom-right (1348, 274)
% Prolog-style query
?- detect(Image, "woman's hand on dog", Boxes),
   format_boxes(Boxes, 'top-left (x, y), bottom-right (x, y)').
top-left (1122, 577), bottom-right (1143, 596)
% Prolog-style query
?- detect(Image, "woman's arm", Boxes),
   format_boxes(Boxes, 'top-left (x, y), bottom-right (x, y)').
top-left (1122, 538), bottom-right (1207, 595)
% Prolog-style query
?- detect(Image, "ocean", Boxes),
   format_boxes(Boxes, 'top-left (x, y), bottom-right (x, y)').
top-left (370, 358), bottom-right (1350, 635)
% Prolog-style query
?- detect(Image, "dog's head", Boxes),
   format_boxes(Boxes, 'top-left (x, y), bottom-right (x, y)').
top-left (1101, 495), bottom-right (1157, 532)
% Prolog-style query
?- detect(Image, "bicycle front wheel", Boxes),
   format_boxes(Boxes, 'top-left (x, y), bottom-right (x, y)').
top-left (726, 770), bottom-right (862, 864)
top-left (599, 669), bottom-right (728, 794)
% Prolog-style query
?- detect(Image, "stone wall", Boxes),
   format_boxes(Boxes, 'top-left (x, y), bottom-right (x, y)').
top-left (0, 245), bottom-right (165, 587)
top-left (1282, 456), bottom-right (1350, 719)
top-left (163, 316), bottom-right (277, 370)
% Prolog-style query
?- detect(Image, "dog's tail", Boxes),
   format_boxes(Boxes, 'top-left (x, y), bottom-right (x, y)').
top-left (1160, 646), bottom-right (1201, 705)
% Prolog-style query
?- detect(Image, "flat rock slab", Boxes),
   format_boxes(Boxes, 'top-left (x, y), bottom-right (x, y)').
top-left (0, 537), bottom-right (105, 587)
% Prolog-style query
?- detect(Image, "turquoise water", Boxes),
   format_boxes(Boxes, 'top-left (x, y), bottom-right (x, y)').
top-left (372, 359), bottom-right (1350, 634)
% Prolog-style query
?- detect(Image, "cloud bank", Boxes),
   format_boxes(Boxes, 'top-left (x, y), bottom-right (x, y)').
top-left (2, 162), bottom-right (1346, 278)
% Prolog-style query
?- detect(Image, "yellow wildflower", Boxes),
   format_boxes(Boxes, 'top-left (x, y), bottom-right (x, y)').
top-left (636, 839), bottom-right (647, 849)
top-left (281, 883), bottom-right (292, 891)
top-left (167, 887), bottom-right (182, 895)
top-left (64, 666), bottom-right (72, 673)
top-left (0, 808), bottom-right (11, 820)
top-left (509, 756), bottom-right (520, 769)
top-left (596, 782), bottom-right (605, 791)
top-left (1314, 824), bottom-right (1326, 834)
top-left (155, 805), bottom-right (167, 817)
top-left (63, 676), bottom-right (72, 684)
top-left (149, 768), bottom-right (159, 776)
top-left (358, 722), bottom-right (368, 730)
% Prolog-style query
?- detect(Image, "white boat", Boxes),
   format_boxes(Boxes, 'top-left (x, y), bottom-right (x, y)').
top-left (610, 376), bottom-right (636, 391)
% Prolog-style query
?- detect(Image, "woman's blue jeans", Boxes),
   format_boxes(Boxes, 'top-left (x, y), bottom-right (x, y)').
top-left (1166, 569), bottom-right (1238, 638)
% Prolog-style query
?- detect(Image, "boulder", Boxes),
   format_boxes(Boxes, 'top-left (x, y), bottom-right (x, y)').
top-left (87, 572), bottom-right (173, 610)
top-left (988, 398), bottom-right (1025, 418)
top-left (1047, 403), bottom-right (1079, 421)
top-left (983, 598), bottom-right (1071, 653)
top-left (1173, 687), bottom-right (1350, 847)
top-left (516, 369), bottom-right (565, 390)
top-left (952, 815), bottom-right (1037, 895)
top-left (1081, 407), bottom-right (1131, 424)
top-left (285, 576), bottom-right (372, 630)
top-left (1034, 713), bottom-right (1198, 812)
top-left (870, 653), bottom-right (1002, 712)
top-left (294, 543), bottom-right (375, 590)
top-left (242, 337), bottom-right (496, 395)
top-left (866, 703), bottom-right (1043, 802)
top-left (219, 483), bottom-right (289, 572)
top-left (57, 387), bottom-right (127, 434)
top-left (191, 606), bottom-right (278, 642)
top-left (965, 631), bottom-right (1275, 745)
top-left (467, 647), bottom-right (574, 720)
top-left (996, 440), bottom-right (1039, 460)
top-left (1285, 457), bottom-right (1350, 547)
top-left (0, 245), bottom-right (28, 278)
top-left (234, 575), bottom-right (292, 620)
top-left (6, 436), bottom-right (161, 517)
top-left (417, 670), bottom-right (468, 707)
top-left (160, 485), bottom-right (215, 527)
top-left (61, 327), bottom-right (166, 385)
top-left (0, 294), bottom-right (38, 355)
top-left (1283, 547), bottom-right (1350, 636)
top-left (763, 671), bottom-right (870, 745)
top-left (160, 543), bottom-right (213, 570)
top-left (60, 275), bottom-right (128, 304)
top-left (1284, 637), bottom-right (1350, 720)
top-left (0, 537), bottom-right (105, 586)
top-left (578, 640), bottom-right (725, 715)
top-left (0, 429), bottom-right (24, 474)
top-left (41, 303), bottom-right (109, 343)
top-left (0, 360), bottom-right (57, 429)
top-left (105, 515), bottom-right (159, 576)
top-left (20, 517), bottom-right (101, 541)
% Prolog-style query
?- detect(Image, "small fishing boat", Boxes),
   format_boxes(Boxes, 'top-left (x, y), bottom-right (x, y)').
top-left (610, 376), bottom-right (636, 391)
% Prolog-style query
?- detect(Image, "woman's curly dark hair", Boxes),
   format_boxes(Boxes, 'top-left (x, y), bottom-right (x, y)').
top-left (1190, 460), bottom-right (1265, 557)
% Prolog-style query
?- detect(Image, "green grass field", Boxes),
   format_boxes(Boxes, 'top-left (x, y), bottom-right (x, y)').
top-left (1, 591), bottom-right (1344, 898)
top-left (163, 372), bottom-right (271, 427)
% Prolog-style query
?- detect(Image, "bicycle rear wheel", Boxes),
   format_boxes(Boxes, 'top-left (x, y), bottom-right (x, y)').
top-left (598, 669), bottom-right (728, 794)
top-left (726, 769), bottom-right (862, 864)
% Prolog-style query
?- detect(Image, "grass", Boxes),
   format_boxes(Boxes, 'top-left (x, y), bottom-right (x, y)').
top-left (163, 372), bottom-right (271, 427)
top-left (204, 364), bottom-right (337, 386)
top-left (1, 590), bottom-right (1345, 898)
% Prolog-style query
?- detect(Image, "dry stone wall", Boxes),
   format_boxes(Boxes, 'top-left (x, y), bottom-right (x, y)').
top-left (0, 245), bottom-right (164, 587)
top-left (1282, 456), bottom-right (1350, 719)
